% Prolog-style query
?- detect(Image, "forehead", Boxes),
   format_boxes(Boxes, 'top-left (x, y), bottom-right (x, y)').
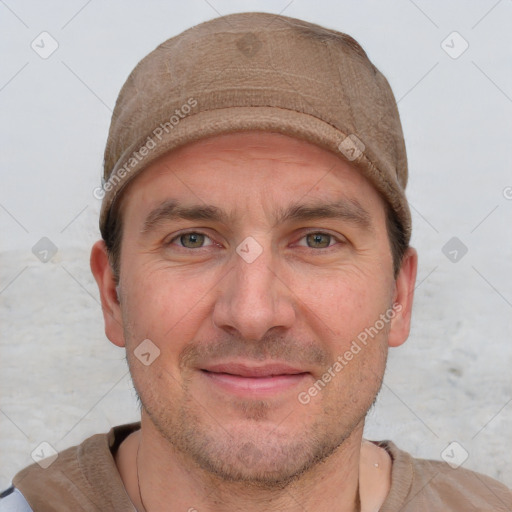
top-left (117, 131), bottom-right (387, 224)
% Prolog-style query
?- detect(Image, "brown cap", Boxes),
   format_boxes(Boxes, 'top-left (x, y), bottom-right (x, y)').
top-left (99, 12), bottom-right (411, 245)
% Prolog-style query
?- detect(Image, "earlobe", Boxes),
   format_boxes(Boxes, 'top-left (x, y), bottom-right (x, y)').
top-left (388, 247), bottom-right (418, 348)
top-left (90, 240), bottom-right (126, 347)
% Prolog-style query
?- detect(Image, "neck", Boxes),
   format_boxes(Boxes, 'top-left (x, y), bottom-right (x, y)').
top-left (116, 413), bottom-right (390, 512)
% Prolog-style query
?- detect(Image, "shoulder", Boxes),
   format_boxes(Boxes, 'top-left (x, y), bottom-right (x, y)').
top-left (7, 434), bottom-right (106, 511)
top-left (376, 440), bottom-right (512, 512)
top-left (4, 422), bottom-right (140, 511)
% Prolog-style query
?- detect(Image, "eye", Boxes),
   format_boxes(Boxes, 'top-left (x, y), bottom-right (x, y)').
top-left (297, 232), bottom-right (341, 249)
top-left (168, 231), bottom-right (214, 249)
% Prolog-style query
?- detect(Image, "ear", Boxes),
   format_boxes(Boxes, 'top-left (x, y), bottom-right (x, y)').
top-left (388, 246), bottom-right (418, 348)
top-left (90, 240), bottom-right (126, 348)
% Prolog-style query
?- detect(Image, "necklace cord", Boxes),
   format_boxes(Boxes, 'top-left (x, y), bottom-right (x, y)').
top-left (136, 440), bottom-right (148, 512)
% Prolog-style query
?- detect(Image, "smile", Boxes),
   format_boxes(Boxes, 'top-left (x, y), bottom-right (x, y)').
top-left (200, 363), bottom-right (310, 397)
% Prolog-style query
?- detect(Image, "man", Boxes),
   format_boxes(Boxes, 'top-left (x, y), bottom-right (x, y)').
top-left (1, 11), bottom-right (510, 512)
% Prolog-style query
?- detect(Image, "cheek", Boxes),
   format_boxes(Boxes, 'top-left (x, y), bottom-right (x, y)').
top-left (292, 267), bottom-right (391, 341)
top-left (121, 268), bottom-right (209, 399)
top-left (120, 262), bottom-right (218, 350)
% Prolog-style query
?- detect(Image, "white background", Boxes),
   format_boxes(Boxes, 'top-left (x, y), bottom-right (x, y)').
top-left (1, 0), bottom-right (511, 491)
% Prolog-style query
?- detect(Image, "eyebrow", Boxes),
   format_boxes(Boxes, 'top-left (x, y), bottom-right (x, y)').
top-left (140, 198), bottom-right (374, 235)
top-left (273, 199), bottom-right (373, 232)
top-left (141, 200), bottom-right (232, 234)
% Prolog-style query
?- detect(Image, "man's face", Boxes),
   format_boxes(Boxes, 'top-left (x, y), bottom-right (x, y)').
top-left (105, 131), bottom-right (410, 485)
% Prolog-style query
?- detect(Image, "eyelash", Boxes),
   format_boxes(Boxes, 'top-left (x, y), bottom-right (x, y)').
top-left (165, 230), bottom-right (345, 251)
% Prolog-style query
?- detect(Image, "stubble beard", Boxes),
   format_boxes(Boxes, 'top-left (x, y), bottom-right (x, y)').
top-left (125, 314), bottom-right (389, 489)
top-left (132, 363), bottom-right (385, 490)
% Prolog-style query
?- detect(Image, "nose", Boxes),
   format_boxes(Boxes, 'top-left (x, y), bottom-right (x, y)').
top-left (212, 241), bottom-right (296, 341)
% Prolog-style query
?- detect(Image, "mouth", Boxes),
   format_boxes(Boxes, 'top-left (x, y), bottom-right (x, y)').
top-left (200, 362), bottom-right (310, 396)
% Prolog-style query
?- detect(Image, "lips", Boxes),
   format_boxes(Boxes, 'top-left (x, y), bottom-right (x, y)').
top-left (201, 362), bottom-right (307, 378)
top-left (200, 362), bottom-right (309, 396)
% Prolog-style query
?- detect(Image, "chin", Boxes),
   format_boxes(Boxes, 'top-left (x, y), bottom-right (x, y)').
top-left (148, 401), bottom-right (357, 489)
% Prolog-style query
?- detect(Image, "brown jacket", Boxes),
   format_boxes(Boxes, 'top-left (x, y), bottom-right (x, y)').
top-left (7, 422), bottom-right (512, 511)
